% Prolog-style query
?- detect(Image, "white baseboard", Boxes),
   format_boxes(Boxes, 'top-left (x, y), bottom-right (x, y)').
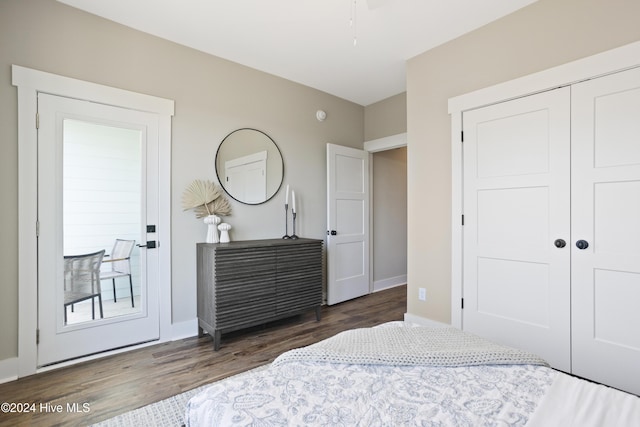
top-left (0, 357), bottom-right (18, 384)
top-left (403, 313), bottom-right (451, 328)
top-left (373, 275), bottom-right (407, 292)
top-left (171, 318), bottom-right (199, 340)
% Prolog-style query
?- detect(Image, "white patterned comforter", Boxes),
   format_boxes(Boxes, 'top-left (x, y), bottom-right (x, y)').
top-left (185, 360), bottom-right (555, 426)
top-left (185, 323), bottom-right (557, 426)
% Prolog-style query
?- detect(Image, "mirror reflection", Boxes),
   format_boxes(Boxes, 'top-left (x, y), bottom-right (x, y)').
top-left (215, 128), bottom-right (284, 204)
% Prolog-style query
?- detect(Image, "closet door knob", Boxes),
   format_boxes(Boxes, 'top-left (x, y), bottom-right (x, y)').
top-left (576, 240), bottom-right (589, 250)
top-left (554, 239), bottom-right (566, 248)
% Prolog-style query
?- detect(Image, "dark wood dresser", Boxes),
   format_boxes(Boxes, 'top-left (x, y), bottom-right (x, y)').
top-left (196, 238), bottom-right (323, 350)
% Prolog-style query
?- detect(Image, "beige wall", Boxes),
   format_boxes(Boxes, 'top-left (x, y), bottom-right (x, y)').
top-left (406, 0), bottom-right (640, 323)
top-left (364, 92), bottom-right (406, 141)
top-left (0, 0), bottom-right (364, 363)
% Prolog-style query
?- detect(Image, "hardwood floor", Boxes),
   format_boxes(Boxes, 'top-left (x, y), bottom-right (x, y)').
top-left (0, 285), bottom-right (406, 426)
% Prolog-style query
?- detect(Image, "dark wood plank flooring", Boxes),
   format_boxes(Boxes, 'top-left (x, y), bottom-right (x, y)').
top-left (0, 285), bottom-right (406, 426)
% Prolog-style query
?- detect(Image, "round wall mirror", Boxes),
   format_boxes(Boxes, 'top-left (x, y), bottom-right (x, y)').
top-left (215, 128), bottom-right (284, 205)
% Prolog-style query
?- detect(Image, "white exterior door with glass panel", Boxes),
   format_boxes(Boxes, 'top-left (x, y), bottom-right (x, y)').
top-left (37, 93), bottom-right (160, 366)
top-left (462, 88), bottom-right (572, 371)
top-left (326, 144), bottom-right (370, 305)
top-left (571, 67), bottom-right (640, 395)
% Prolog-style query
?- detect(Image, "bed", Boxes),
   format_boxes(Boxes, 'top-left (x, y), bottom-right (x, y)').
top-left (184, 322), bottom-right (640, 426)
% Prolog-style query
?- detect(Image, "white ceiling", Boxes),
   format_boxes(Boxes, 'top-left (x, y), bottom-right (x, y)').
top-left (58, 0), bottom-right (537, 106)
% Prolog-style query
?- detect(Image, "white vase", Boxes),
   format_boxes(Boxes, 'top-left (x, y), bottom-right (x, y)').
top-left (218, 223), bottom-right (232, 243)
top-left (203, 215), bottom-right (221, 243)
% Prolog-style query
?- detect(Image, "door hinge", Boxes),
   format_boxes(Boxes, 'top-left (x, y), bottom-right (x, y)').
top-left (461, 215), bottom-right (464, 226)
top-left (461, 130), bottom-right (464, 142)
top-left (461, 298), bottom-right (464, 309)
top-left (36, 329), bottom-right (40, 344)
top-left (36, 112), bottom-right (39, 129)
top-left (36, 220), bottom-right (40, 237)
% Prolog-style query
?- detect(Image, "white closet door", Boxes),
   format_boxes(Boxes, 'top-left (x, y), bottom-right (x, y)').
top-left (462, 87), bottom-right (571, 371)
top-left (571, 67), bottom-right (640, 395)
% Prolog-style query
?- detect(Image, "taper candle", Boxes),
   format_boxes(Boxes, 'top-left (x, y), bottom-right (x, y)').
top-left (285, 184), bottom-right (289, 204)
top-left (292, 191), bottom-right (296, 213)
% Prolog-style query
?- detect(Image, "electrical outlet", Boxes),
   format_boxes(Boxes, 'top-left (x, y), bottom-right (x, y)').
top-left (418, 288), bottom-right (426, 301)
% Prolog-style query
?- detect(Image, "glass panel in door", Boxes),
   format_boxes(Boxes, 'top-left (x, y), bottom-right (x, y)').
top-left (62, 119), bottom-right (142, 325)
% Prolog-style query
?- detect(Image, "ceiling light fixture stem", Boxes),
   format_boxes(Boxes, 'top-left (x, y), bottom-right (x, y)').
top-left (351, 0), bottom-right (358, 46)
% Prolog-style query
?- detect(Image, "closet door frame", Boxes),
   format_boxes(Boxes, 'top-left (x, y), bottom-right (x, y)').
top-left (449, 40), bottom-right (640, 329)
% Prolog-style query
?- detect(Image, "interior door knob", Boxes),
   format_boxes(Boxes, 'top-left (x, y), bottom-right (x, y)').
top-left (576, 240), bottom-right (589, 250)
top-left (554, 239), bottom-right (566, 248)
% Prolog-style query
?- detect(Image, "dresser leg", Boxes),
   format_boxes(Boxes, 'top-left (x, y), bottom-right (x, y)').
top-left (213, 330), bottom-right (222, 351)
top-left (315, 306), bottom-right (322, 321)
top-left (198, 326), bottom-right (205, 338)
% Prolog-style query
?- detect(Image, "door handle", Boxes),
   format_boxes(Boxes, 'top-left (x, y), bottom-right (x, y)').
top-left (554, 239), bottom-right (566, 248)
top-left (575, 240), bottom-right (589, 250)
top-left (327, 230), bottom-right (337, 236)
top-left (137, 241), bottom-right (157, 249)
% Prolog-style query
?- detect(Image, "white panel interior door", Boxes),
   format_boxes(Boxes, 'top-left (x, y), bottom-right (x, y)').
top-left (327, 144), bottom-right (370, 305)
top-left (224, 151), bottom-right (267, 203)
top-left (37, 93), bottom-right (160, 366)
top-left (462, 87), bottom-right (571, 371)
top-left (571, 67), bottom-right (640, 395)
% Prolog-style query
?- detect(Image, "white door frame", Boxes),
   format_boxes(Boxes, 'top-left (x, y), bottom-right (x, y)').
top-left (358, 133), bottom-right (408, 297)
top-left (448, 41), bottom-right (640, 329)
top-left (364, 133), bottom-right (407, 294)
top-left (12, 65), bottom-right (174, 377)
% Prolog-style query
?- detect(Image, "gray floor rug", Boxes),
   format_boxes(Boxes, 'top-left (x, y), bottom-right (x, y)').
top-left (91, 366), bottom-right (267, 427)
top-left (90, 383), bottom-right (207, 427)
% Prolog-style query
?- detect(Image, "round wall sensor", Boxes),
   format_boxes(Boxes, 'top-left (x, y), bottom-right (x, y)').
top-left (316, 110), bottom-right (327, 121)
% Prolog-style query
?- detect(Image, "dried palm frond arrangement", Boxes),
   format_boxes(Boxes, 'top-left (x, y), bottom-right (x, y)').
top-left (182, 179), bottom-right (232, 219)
